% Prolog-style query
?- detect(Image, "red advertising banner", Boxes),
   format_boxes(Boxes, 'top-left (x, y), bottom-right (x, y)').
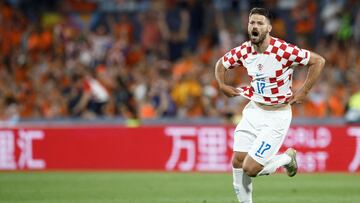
top-left (0, 125), bottom-right (359, 172)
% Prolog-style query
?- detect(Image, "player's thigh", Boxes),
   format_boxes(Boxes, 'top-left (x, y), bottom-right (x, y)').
top-left (233, 128), bottom-right (256, 152)
top-left (232, 127), bottom-right (256, 168)
top-left (233, 128), bottom-right (254, 168)
top-left (233, 102), bottom-right (258, 168)
top-left (233, 104), bottom-right (258, 152)
top-left (233, 128), bottom-right (256, 168)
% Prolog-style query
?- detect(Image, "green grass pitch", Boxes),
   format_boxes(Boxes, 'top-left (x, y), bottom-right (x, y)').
top-left (0, 172), bottom-right (359, 203)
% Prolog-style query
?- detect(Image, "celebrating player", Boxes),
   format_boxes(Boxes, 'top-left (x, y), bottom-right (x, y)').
top-left (215, 7), bottom-right (325, 203)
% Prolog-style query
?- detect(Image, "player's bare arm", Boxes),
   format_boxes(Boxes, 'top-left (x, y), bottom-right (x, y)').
top-left (215, 59), bottom-right (241, 97)
top-left (289, 52), bottom-right (326, 105)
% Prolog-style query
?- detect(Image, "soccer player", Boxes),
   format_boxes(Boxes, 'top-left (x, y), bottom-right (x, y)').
top-left (215, 8), bottom-right (325, 203)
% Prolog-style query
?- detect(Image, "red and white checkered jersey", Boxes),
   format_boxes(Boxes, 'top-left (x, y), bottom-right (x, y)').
top-left (222, 37), bottom-right (310, 105)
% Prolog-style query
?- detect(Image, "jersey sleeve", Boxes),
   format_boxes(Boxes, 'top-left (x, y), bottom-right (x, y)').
top-left (288, 45), bottom-right (310, 66)
top-left (222, 46), bottom-right (243, 69)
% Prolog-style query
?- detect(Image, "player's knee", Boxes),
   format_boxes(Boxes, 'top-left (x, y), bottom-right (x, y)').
top-left (243, 164), bottom-right (260, 177)
top-left (232, 156), bottom-right (243, 168)
top-left (232, 152), bottom-right (246, 168)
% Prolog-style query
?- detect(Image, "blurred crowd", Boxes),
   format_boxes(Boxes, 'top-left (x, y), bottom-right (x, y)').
top-left (0, 0), bottom-right (360, 122)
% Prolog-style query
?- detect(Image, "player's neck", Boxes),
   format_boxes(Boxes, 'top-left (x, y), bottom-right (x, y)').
top-left (253, 35), bottom-right (271, 53)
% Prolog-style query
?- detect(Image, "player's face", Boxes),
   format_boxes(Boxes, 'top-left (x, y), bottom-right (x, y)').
top-left (248, 14), bottom-right (271, 45)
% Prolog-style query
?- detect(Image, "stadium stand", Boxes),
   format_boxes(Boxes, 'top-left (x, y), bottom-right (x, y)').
top-left (0, 0), bottom-right (359, 123)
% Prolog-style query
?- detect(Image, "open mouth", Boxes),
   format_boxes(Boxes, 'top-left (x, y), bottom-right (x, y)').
top-left (252, 30), bottom-right (259, 37)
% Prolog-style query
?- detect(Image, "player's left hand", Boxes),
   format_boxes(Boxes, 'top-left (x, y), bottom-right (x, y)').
top-left (288, 90), bottom-right (308, 105)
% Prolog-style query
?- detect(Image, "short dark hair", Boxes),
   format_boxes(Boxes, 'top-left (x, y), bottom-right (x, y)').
top-left (249, 7), bottom-right (271, 22)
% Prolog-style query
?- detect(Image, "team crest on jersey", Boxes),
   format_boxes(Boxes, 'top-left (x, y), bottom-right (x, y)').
top-left (257, 64), bottom-right (264, 71)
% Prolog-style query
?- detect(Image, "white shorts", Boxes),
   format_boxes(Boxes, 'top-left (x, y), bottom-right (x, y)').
top-left (233, 101), bottom-right (292, 166)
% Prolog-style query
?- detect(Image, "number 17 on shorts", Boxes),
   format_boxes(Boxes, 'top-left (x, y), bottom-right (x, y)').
top-left (249, 138), bottom-right (277, 166)
top-left (255, 141), bottom-right (271, 158)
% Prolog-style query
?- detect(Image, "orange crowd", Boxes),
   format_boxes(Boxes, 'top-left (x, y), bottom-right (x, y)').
top-left (0, 0), bottom-right (359, 122)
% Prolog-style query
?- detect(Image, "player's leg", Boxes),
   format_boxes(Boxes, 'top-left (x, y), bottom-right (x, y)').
top-left (232, 101), bottom-right (259, 203)
top-left (243, 150), bottom-right (293, 177)
top-left (232, 151), bottom-right (252, 203)
top-left (258, 106), bottom-right (296, 176)
top-left (242, 129), bottom-right (293, 177)
top-left (232, 102), bottom-right (258, 203)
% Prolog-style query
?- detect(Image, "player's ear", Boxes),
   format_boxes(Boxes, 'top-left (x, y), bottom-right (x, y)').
top-left (268, 25), bottom-right (272, 33)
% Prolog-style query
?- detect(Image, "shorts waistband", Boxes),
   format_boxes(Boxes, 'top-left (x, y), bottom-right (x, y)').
top-left (253, 101), bottom-right (290, 111)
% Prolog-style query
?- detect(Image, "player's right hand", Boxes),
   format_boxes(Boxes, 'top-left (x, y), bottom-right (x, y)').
top-left (219, 84), bottom-right (241, 97)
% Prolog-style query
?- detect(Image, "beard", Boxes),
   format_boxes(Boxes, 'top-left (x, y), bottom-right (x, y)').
top-left (249, 30), bottom-right (267, 45)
